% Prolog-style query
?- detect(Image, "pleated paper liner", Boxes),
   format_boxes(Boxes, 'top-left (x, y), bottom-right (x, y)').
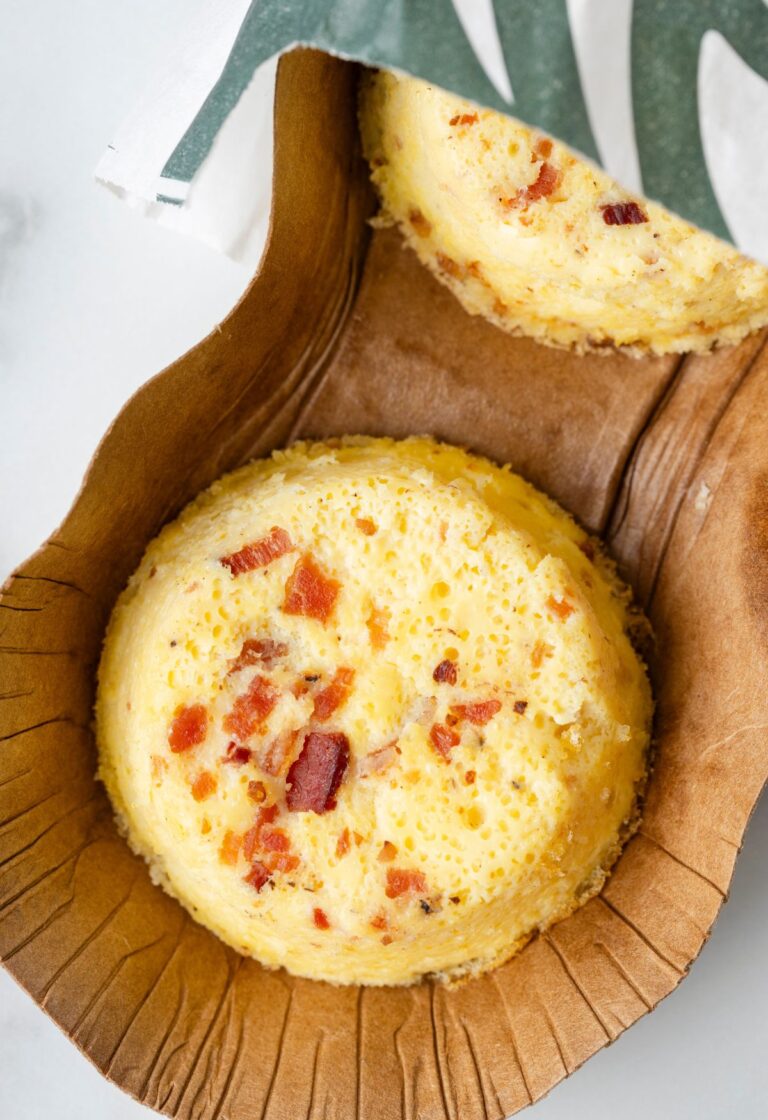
top-left (1, 50), bottom-right (767, 1119)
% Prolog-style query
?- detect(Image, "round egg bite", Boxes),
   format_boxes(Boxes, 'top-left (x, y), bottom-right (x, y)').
top-left (96, 437), bottom-right (652, 986)
top-left (358, 69), bottom-right (768, 355)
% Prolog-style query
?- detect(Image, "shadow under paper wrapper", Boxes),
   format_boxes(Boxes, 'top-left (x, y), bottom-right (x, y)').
top-left (1, 48), bottom-right (767, 1120)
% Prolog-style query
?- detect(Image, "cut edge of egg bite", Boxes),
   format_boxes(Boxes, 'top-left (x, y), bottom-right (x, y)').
top-left (358, 69), bottom-right (768, 357)
top-left (96, 436), bottom-right (653, 986)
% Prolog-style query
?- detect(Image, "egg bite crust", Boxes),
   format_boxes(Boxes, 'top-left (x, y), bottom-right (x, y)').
top-left (359, 69), bottom-right (768, 356)
top-left (96, 437), bottom-right (651, 986)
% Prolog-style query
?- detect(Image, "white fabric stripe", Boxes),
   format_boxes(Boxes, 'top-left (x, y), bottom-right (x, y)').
top-left (452, 0), bottom-right (514, 103)
top-left (699, 29), bottom-right (768, 259)
top-left (566, 0), bottom-right (642, 191)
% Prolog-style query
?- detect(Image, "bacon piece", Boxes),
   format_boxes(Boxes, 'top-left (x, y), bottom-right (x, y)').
top-left (429, 723), bottom-right (460, 760)
top-left (432, 659), bottom-right (457, 685)
top-left (408, 208), bottom-right (432, 237)
top-left (385, 868), bottom-right (428, 899)
top-left (286, 731), bottom-right (350, 813)
top-left (248, 780), bottom-right (267, 803)
top-left (242, 804), bottom-right (280, 861)
top-left (602, 201), bottom-right (648, 226)
top-left (535, 137), bottom-right (553, 158)
top-left (191, 770), bottom-right (217, 802)
top-left (228, 637), bottom-right (288, 674)
top-left (546, 595), bottom-right (575, 621)
top-left (221, 527), bottom-right (293, 576)
top-left (282, 554), bottom-right (340, 624)
top-left (436, 251), bottom-right (462, 278)
top-left (514, 700), bottom-right (528, 715)
top-left (358, 741), bottom-right (399, 777)
top-left (223, 675), bottom-right (279, 740)
top-left (378, 841), bottom-right (397, 863)
top-left (168, 704), bottom-right (208, 753)
top-left (449, 111), bottom-right (478, 126)
top-left (370, 912), bottom-right (389, 931)
top-left (268, 853), bottom-right (300, 874)
top-left (260, 827), bottom-right (290, 853)
top-left (223, 741), bottom-right (252, 765)
top-left (449, 699), bottom-right (502, 726)
top-left (244, 861), bottom-right (272, 892)
top-left (313, 907), bottom-right (331, 930)
top-left (219, 830), bottom-right (241, 866)
top-left (367, 606), bottom-right (390, 649)
top-left (336, 828), bottom-right (351, 857)
top-left (262, 729), bottom-right (299, 776)
top-left (355, 517), bottom-right (377, 536)
top-left (464, 770), bottom-right (476, 785)
top-left (503, 162), bottom-right (560, 210)
top-left (312, 667), bottom-right (355, 722)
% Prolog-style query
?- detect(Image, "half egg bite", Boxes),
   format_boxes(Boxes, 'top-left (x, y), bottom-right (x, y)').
top-left (359, 69), bottom-right (768, 355)
top-left (96, 437), bottom-right (651, 985)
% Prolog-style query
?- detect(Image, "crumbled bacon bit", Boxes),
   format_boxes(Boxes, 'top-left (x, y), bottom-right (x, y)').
top-left (243, 804), bottom-right (279, 862)
top-left (260, 827), bottom-right (290, 852)
top-left (219, 830), bottom-right (241, 866)
top-left (312, 667), bottom-right (355, 722)
top-left (578, 539), bottom-right (595, 562)
top-left (429, 722), bottom-right (461, 760)
top-left (449, 699), bottom-right (501, 726)
top-left (464, 770), bottom-right (476, 785)
top-left (602, 201), bottom-right (648, 226)
top-left (268, 852), bottom-right (300, 874)
top-left (408, 208), bottom-right (432, 237)
top-left (531, 640), bottom-right (551, 668)
top-left (336, 828), bottom-right (351, 857)
top-left (228, 637), bottom-right (288, 674)
top-left (313, 907), bottom-right (331, 930)
top-left (290, 679), bottom-right (310, 699)
top-left (223, 741), bottom-right (252, 765)
top-left (378, 841), bottom-right (398, 863)
top-left (536, 137), bottom-right (553, 158)
top-left (371, 912), bottom-right (389, 931)
top-left (436, 251), bottom-right (462, 278)
top-left (221, 526), bottom-right (293, 576)
top-left (449, 112), bottom-right (478, 126)
top-left (503, 162), bottom-right (560, 209)
top-left (358, 742), bottom-right (399, 777)
top-left (191, 770), bottom-right (217, 802)
top-left (244, 861), bottom-right (272, 892)
top-left (223, 675), bottom-right (279, 740)
top-left (168, 703), bottom-right (208, 753)
top-left (355, 517), bottom-right (377, 536)
top-left (286, 731), bottom-right (350, 813)
top-left (433, 659), bottom-right (458, 685)
top-left (262, 729), bottom-right (299, 777)
top-left (282, 554), bottom-right (340, 624)
top-left (248, 780), bottom-right (267, 803)
top-left (381, 934), bottom-right (393, 945)
top-left (546, 595), bottom-right (575, 621)
top-left (367, 605), bottom-right (390, 649)
top-left (514, 700), bottom-right (528, 715)
top-left (385, 868), bottom-right (428, 899)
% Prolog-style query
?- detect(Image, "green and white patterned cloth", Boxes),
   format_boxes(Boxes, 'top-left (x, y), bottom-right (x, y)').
top-left (96, 0), bottom-right (768, 268)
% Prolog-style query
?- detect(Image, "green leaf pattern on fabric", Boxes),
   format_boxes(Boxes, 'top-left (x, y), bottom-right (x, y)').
top-left (161, 0), bottom-right (768, 245)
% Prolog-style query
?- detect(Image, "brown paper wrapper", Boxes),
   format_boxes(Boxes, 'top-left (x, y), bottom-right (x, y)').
top-left (1, 49), bottom-right (767, 1119)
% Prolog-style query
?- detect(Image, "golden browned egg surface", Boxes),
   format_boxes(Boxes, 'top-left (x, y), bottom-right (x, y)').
top-left (97, 437), bottom-right (651, 985)
top-left (359, 69), bottom-right (768, 355)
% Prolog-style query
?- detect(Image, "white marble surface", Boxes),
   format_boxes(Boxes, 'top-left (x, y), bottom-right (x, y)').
top-left (1, 3), bottom-right (767, 1117)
